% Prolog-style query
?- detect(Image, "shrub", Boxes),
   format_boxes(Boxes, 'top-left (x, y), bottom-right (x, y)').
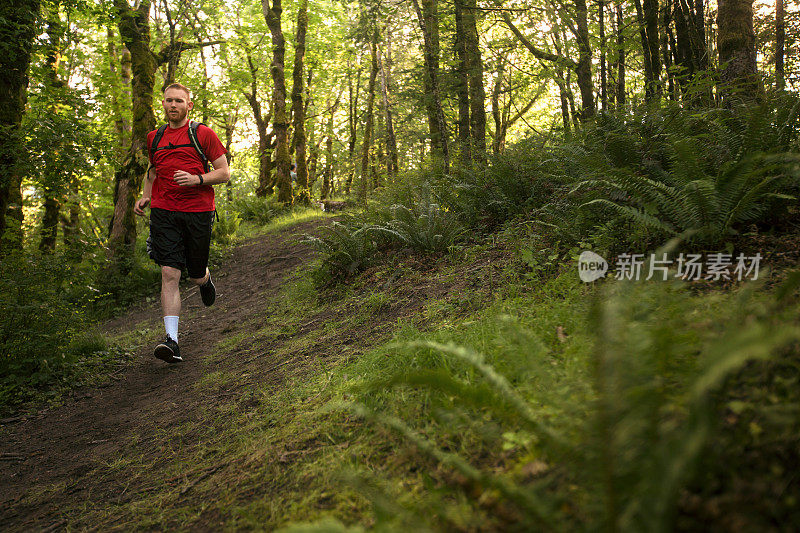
top-left (335, 274), bottom-right (800, 531)
top-left (303, 220), bottom-right (381, 282)
top-left (233, 195), bottom-right (285, 225)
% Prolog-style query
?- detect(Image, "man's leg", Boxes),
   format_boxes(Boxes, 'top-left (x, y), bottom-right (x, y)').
top-left (162, 265), bottom-right (182, 321)
top-left (155, 265), bottom-right (183, 363)
top-left (185, 211), bottom-right (215, 306)
top-left (189, 268), bottom-right (209, 286)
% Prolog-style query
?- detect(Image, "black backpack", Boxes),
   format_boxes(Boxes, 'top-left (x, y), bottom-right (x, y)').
top-left (149, 120), bottom-right (210, 173)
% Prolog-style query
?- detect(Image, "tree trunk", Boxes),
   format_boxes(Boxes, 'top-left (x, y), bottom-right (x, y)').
top-left (776, 0), bottom-right (785, 90)
top-left (634, 0), bottom-right (662, 101)
top-left (661, 0), bottom-right (678, 100)
top-left (616, 2), bottom-right (626, 108)
top-left (321, 97), bottom-right (338, 200)
top-left (454, 0), bottom-right (471, 163)
top-left (244, 53), bottom-right (275, 197)
top-left (223, 112), bottom-right (236, 202)
top-left (291, 0), bottom-right (310, 205)
top-left (419, 0), bottom-right (442, 154)
top-left (412, 0), bottom-right (450, 170)
top-left (463, 0), bottom-right (487, 165)
top-left (600, 0), bottom-right (608, 111)
top-left (0, 0), bottom-right (39, 252)
top-left (491, 56), bottom-right (504, 153)
top-left (574, 0), bottom-right (596, 119)
top-left (263, 0), bottom-right (293, 205)
top-left (40, 8), bottom-right (66, 254)
top-left (62, 173), bottom-right (80, 248)
top-left (109, 0), bottom-right (157, 264)
top-left (378, 38), bottom-right (399, 181)
top-left (346, 65), bottom-right (361, 196)
top-left (717, 0), bottom-right (759, 101)
top-left (107, 28), bottom-right (131, 163)
top-left (360, 30), bottom-right (379, 205)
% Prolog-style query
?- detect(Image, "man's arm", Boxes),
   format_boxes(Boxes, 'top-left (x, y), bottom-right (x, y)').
top-left (134, 166), bottom-right (157, 216)
top-left (173, 155), bottom-right (230, 187)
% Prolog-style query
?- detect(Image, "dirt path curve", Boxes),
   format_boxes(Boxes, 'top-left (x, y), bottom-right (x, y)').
top-left (0, 220), bottom-right (322, 531)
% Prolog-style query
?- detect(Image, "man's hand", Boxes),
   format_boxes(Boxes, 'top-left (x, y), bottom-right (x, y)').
top-left (134, 197), bottom-right (151, 216)
top-left (174, 170), bottom-right (201, 187)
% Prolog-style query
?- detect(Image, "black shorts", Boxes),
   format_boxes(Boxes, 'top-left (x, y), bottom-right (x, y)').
top-left (148, 208), bottom-right (214, 279)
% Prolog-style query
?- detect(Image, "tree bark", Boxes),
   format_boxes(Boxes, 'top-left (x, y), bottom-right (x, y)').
top-left (454, 0), bottom-right (471, 163)
top-left (717, 0), bottom-right (759, 101)
top-left (377, 33), bottom-right (398, 181)
top-left (107, 28), bottom-right (131, 163)
top-left (291, 0), bottom-right (310, 204)
top-left (616, 2), bottom-right (626, 108)
top-left (322, 98), bottom-right (339, 200)
top-left (464, 0), bottom-right (487, 164)
top-left (600, 0), bottom-right (608, 111)
top-left (346, 64), bottom-right (361, 196)
top-left (661, 0), bottom-right (678, 100)
top-left (40, 9), bottom-right (66, 253)
top-left (262, 0), bottom-right (293, 205)
top-left (0, 0), bottom-right (39, 252)
top-left (360, 30), bottom-right (379, 204)
top-left (491, 56), bottom-right (505, 153)
top-left (244, 53), bottom-right (275, 197)
top-left (776, 0), bottom-right (785, 90)
top-left (109, 0), bottom-right (157, 264)
top-left (574, 0), bottom-right (596, 119)
top-left (412, 0), bottom-right (450, 170)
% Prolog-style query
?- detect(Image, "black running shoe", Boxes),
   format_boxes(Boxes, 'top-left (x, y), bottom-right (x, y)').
top-left (154, 336), bottom-right (182, 363)
top-left (200, 274), bottom-right (216, 306)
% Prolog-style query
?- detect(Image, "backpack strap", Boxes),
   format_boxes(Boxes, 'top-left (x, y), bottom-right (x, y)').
top-left (149, 121), bottom-right (211, 173)
top-left (149, 124), bottom-right (169, 162)
top-left (188, 120), bottom-right (211, 173)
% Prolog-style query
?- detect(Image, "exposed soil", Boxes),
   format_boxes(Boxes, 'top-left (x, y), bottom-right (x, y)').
top-left (0, 219), bottom-right (501, 531)
top-left (0, 221), bottom-right (322, 531)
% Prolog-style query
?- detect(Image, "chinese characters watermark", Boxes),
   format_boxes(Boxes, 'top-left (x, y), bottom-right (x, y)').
top-left (578, 251), bottom-right (762, 282)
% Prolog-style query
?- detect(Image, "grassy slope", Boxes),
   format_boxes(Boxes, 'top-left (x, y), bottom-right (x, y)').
top-left (49, 215), bottom-right (800, 531)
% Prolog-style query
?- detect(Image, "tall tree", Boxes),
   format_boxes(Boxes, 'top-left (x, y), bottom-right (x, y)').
top-left (717, 0), bottom-right (759, 101)
top-left (0, 0), bottom-right (39, 251)
top-left (109, 0), bottom-right (157, 262)
top-left (378, 38), bottom-right (399, 181)
top-left (463, 0), bottom-right (487, 164)
top-left (454, 0), bottom-right (471, 163)
top-left (599, 0), bottom-right (608, 110)
top-left (615, 1), bottom-right (627, 108)
top-left (360, 28), bottom-right (379, 204)
top-left (40, 7), bottom-right (67, 253)
top-left (412, 0), bottom-right (450, 170)
top-left (263, 0), bottom-right (292, 204)
top-left (776, 0), bottom-right (785, 90)
top-left (243, 51), bottom-right (276, 197)
top-left (291, 0), bottom-right (310, 204)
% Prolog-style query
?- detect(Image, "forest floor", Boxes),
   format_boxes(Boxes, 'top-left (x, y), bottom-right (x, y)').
top-left (0, 219), bottom-right (317, 530)
top-left (0, 215), bottom-right (506, 531)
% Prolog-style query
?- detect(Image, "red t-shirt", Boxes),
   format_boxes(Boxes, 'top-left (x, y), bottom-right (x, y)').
top-left (147, 122), bottom-right (227, 212)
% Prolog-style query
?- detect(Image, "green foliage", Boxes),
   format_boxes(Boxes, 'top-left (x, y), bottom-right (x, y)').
top-left (302, 220), bottom-right (380, 282)
top-left (566, 97), bottom-right (800, 249)
top-left (0, 251), bottom-right (104, 407)
top-left (331, 276), bottom-right (800, 531)
top-left (233, 195), bottom-right (286, 225)
top-left (213, 209), bottom-right (242, 246)
top-left (370, 201), bottom-right (465, 254)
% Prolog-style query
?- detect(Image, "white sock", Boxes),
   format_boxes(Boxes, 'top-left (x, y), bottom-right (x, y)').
top-left (164, 316), bottom-right (179, 343)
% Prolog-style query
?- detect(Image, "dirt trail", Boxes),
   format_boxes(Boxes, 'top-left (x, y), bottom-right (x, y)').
top-left (0, 220), bottom-right (321, 531)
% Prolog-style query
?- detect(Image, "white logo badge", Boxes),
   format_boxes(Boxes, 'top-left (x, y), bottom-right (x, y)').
top-left (578, 251), bottom-right (608, 282)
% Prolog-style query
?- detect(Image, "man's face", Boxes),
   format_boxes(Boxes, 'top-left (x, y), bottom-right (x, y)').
top-left (162, 88), bottom-right (193, 122)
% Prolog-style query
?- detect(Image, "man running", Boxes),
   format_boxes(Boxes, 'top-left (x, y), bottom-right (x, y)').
top-left (134, 83), bottom-right (230, 363)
